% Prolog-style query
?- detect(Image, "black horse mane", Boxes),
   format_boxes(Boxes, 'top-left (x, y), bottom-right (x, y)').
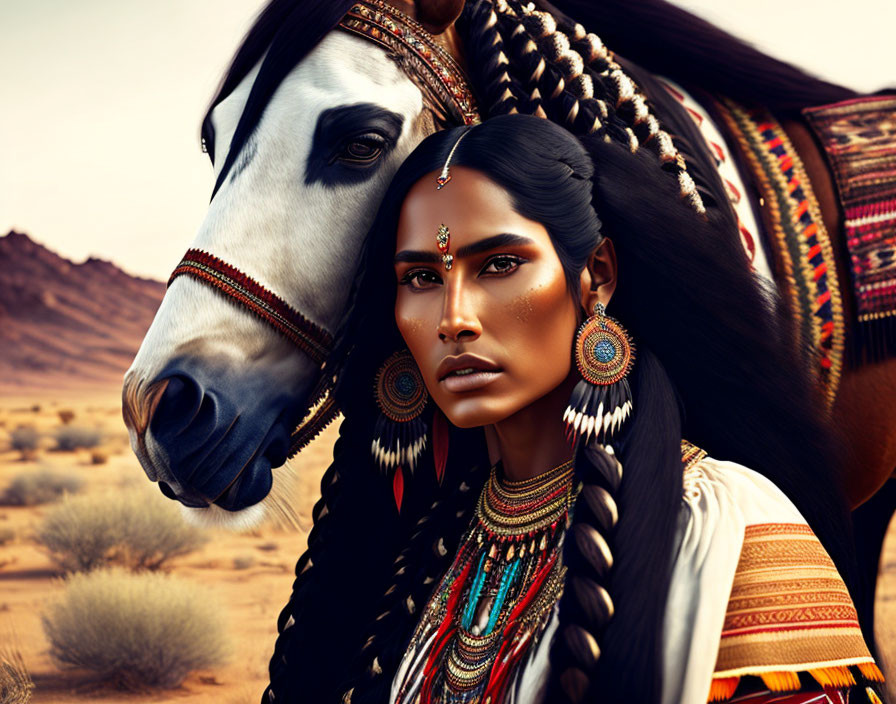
top-left (543, 0), bottom-right (855, 112)
top-left (200, 0), bottom-right (356, 197)
top-left (201, 0), bottom-right (854, 198)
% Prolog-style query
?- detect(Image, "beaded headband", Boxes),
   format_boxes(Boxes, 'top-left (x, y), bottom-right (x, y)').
top-left (337, 1), bottom-right (480, 127)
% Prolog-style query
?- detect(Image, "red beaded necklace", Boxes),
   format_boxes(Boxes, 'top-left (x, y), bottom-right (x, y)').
top-left (394, 460), bottom-right (576, 704)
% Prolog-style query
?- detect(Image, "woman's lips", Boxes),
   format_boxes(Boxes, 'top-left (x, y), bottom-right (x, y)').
top-left (439, 367), bottom-right (503, 393)
top-left (436, 354), bottom-right (503, 393)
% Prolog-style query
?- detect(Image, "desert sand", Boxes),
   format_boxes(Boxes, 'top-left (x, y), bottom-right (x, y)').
top-left (0, 390), bottom-right (335, 703)
top-left (0, 390), bottom-right (893, 703)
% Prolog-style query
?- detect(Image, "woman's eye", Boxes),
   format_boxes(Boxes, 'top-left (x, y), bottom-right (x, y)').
top-left (338, 134), bottom-right (387, 164)
top-left (481, 255), bottom-right (524, 276)
top-left (399, 269), bottom-right (442, 291)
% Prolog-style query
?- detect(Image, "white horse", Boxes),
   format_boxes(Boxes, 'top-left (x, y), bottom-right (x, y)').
top-left (123, 11), bottom-right (451, 528)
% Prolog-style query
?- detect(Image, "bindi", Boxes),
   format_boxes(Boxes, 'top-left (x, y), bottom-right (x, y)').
top-left (437, 224), bottom-right (453, 270)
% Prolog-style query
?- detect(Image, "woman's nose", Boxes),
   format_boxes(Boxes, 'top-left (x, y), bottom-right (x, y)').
top-left (437, 279), bottom-right (482, 342)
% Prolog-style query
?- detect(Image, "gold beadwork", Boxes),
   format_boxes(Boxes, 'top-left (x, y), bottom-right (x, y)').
top-left (338, 1), bottom-right (479, 128)
top-left (393, 460), bottom-right (577, 703)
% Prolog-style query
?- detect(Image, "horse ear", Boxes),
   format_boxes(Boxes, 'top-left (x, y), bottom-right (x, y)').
top-left (413, 0), bottom-right (465, 34)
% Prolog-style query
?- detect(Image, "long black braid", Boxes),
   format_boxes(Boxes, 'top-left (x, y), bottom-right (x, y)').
top-left (336, 425), bottom-right (489, 704)
top-left (456, 0), bottom-right (712, 220)
top-left (545, 347), bottom-right (684, 704)
top-left (263, 403), bottom-right (430, 702)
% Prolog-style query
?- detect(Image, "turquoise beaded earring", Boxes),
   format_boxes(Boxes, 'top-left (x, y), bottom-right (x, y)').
top-left (372, 350), bottom-right (452, 511)
top-left (563, 302), bottom-right (635, 445)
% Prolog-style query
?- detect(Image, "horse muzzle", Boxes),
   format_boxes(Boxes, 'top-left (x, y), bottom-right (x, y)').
top-left (122, 364), bottom-right (298, 511)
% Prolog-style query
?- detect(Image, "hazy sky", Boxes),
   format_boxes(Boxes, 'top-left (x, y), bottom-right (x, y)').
top-left (3, 0), bottom-right (894, 281)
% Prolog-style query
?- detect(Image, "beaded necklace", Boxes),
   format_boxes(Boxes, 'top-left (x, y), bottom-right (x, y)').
top-left (394, 460), bottom-right (577, 704)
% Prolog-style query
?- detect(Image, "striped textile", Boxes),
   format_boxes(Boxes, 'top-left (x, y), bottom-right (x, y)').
top-left (709, 523), bottom-right (882, 702)
top-left (715, 101), bottom-right (845, 405)
top-left (804, 96), bottom-right (896, 361)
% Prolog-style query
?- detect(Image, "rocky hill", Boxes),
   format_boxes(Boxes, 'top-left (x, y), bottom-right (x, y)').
top-left (0, 230), bottom-right (165, 394)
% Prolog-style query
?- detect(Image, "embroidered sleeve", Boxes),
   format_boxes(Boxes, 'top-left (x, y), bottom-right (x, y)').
top-left (662, 448), bottom-right (884, 704)
top-left (709, 523), bottom-right (883, 702)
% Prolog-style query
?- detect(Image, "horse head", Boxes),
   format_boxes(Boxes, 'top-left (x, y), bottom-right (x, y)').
top-left (122, 0), bottom-right (474, 525)
top-left (123, 0), bottom-right (716, 527)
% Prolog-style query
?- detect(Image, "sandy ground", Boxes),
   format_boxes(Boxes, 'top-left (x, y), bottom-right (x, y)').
top-left (0, 391), bottom-right (893, 703)
top-left (0, 391), bottom-right (335, 703)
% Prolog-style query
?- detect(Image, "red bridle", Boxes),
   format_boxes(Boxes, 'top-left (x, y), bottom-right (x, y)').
top-left (168, 248), bottom-right (339, 457)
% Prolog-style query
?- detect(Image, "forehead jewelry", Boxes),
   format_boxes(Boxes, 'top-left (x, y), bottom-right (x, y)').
top-left (437, 224), bottom-right (453, 270)
top-left (436, 128), bottom-right (473, 190)
top-left (433, 129), bottom-right (472, 271)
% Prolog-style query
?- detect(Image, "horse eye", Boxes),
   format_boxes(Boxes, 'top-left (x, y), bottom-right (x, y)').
top-left (339, 134), bottom-right (387, 165)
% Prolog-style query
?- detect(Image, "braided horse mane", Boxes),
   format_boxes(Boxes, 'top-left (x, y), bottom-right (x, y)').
top-left (224, 1), bottom-right (861, 702)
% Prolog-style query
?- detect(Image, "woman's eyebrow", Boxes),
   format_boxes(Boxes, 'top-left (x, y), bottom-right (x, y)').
top-left (393, 233), bottom-right (534, 264)
top-left (456, 233), bottom-right (533, 258)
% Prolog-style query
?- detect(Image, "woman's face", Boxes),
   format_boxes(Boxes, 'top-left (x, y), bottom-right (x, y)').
top-left (393, 166), bottom-right (580, 428)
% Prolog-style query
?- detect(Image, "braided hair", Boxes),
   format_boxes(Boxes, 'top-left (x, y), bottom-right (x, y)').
top-left (457, 0), bottom-right (709, 215)
top-left (303, 114), bottom-right (855, 704)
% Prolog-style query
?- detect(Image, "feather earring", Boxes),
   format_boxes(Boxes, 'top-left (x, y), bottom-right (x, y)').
top-left (373, 350), bottom-right (429, 512)
top-left (563, 302), bottom-right (635, 446)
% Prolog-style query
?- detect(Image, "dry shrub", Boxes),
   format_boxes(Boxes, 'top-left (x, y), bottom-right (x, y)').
top-left (56, 409), bottom-right (75, 425)
top-left (0, 528), bottom-right (14, 546)
top-left (2, 470), bottom-right (83, 506)
top-left (9, 427), bottom-right (39, 459)
top-left (232, 555), bottom-right (255, 570)
top-left (89, 451), bottom-right (108, 465)
top-left (0, 640), bottom-right (34, 704)
top-left (53, 426), bottom-right (101, 451)
top-left (36, 488), bottom-right (208, 572)
top-left (41, 567), bottom-right (229, 690)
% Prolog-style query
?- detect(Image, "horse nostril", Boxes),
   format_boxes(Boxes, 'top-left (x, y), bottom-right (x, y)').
top-left (150, 373), bottom-right (203, 438)
top-left (122, 376), bottom-right (171, 440)
top-left (158, 481), bottom-right (177, 500)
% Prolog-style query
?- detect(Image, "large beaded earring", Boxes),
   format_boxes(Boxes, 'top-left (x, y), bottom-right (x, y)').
top-left (563, 302), bottom-right (636, 446)
top-left (373, 349), bottom-right (429, 512)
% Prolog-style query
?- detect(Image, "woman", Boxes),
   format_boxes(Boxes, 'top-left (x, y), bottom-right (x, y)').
top-left (263, 115), bottom-right (883, 704)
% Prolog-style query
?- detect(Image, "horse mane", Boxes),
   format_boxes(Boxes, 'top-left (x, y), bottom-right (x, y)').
top-left (200, 0), bottom-right (856, 195)
top-left (542, 0), bottom-right (857, 112)
top-left (200, 0), bottom-right (356, 196)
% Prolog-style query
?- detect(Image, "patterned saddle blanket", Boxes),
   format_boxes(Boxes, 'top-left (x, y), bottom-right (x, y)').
top-left (804, 96), bottom-right (896, 363)
top-left (663, 87), bottom-right (896, 405)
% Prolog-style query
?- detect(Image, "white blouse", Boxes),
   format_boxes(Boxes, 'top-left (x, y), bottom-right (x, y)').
top-left (391, 455), bottom-right (874, 704)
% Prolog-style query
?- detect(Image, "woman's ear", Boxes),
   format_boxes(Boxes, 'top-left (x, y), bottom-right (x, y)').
top-left (578, 238), bottom-right (618, 313)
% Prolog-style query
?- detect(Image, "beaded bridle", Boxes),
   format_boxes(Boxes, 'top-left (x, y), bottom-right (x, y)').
top-left (169, 0), bottom-right (706, 459)
top-left (167, 249), bottom-right (340, 456)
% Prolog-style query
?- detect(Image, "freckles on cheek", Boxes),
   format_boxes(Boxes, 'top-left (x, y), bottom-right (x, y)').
top-left (401, 318), bottom-right (424, 335)
top-left (507, 280), bottom-right (565, 324)
top-left (396, 308), bottom-right (426, 344)
top-left (507, 291), bottom-right (535, 323)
